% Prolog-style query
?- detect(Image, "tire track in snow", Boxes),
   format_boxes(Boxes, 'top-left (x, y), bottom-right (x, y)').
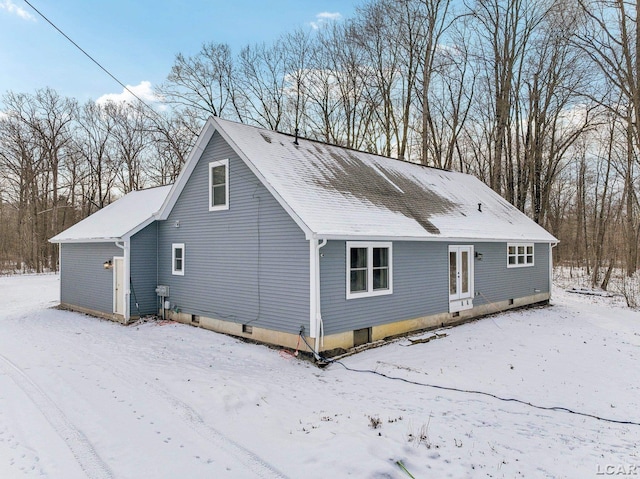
top-left (134, 376), bottom-right (290, 479)
top-left (0, 353), bottom-right (113, 479)
top-left (17, 319), bottom-right (290, 479)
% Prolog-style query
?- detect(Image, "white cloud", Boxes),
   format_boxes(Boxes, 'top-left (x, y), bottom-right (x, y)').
top-left (310, 11), bottom-right (342, 30)
top-left (0, 0), bottom-right (35, 21)
top-left (96, 81), bottom-right (159, 106)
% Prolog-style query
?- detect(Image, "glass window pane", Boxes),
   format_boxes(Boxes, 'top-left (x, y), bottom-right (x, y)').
top-left (373, 268), bottom-right (388, 290)
top-left (350, 248), bottom-right (367, 268)
top-left (174, 248), bottom-right (182, 260)
top-left (373, 248), bottom-right (388, 267)
top-left (526, 246), bottom-right (533, 255)
top-left (508, 256), bottom-right (516, 264)
top-left (212, 165), bottom-right (226, 186)
top-left (213, 185), bottom-right (226, 206)
top-left (508, 246), bottom-right (515, 254)
top-left (350, 270), bottom-right (367, 292)
top-left (526, 255), bottom-right (534, 264)
top-left (518, 256), bottom-right (525, 264)
top-left (449, 251), bottom-right (457, 295)
top-left (518, 246), bottom-right (525, 254)
top-left (461, 251), bottom-right (469, 293)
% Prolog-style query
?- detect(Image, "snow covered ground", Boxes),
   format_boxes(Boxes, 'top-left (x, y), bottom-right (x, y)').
top-left (0, 274), bottom-right (638, 478)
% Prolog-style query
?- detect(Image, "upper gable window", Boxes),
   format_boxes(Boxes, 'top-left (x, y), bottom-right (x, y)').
top-left (209, 159), bottom-right (229, 211)
top-left (507, 243), bottom-right (534, 268)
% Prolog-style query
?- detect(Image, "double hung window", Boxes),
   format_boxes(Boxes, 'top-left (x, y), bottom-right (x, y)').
top-left (209, 159), bottom-right (229, 211)
top-left (172, 243), bottom-right (185, 275)
top-left (346, 242), bottom-right (393, 299)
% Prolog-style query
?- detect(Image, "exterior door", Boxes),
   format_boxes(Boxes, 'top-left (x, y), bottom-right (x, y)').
top-left (113, 257), bottom-right (125, 315)
top-left (449, 245), bottom-right (473, 312)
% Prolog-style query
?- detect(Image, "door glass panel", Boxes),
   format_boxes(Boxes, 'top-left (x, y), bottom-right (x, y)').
top-left (461, 251), bottom-right (469, 294)
top-left (449, 251), bottom-right (457, 295)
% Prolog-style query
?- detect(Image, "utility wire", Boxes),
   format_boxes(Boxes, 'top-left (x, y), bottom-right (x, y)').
top-left (299, 334), bottom-right (640, 428)
top-left (22, 0), bottom-right (159, 116)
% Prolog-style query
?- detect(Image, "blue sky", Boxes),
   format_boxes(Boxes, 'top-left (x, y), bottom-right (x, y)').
top-left (0, 0), bottom-right (360, 103)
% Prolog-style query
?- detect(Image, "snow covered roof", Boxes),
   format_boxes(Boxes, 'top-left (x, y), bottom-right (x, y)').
top-left (50, 185), bottom-right (172, 243)
top-left (201, 118), bottom-right (556, 242)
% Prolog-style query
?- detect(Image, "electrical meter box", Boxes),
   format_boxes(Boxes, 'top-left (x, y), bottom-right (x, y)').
top-left (155, 285), bottom-right (170, 297)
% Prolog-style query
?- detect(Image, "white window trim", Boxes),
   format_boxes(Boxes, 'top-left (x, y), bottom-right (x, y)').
top-left (507, 242), bottom-right (534, 268)
top-left (172, 243), bottom-right (185, 276)
top-left (208, 159), bottom-right (229, 211)
top-left (346, 241), bottom-right (393, 299)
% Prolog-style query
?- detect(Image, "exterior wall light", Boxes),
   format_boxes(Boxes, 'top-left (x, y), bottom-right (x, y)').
top-left (103, 259), bottom-right (113, 269)
top-left (475, 252), bottom-right (483, 260)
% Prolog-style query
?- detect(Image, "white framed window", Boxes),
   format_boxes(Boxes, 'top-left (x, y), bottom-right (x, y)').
top-left (346, 242), bottom-right (393, 299)
top-left (172, 243), bottom-right (185, 275)
top-left (209, 159), bottom-right (229, 211)
top-left (507, 243), bottom-right (534, 268)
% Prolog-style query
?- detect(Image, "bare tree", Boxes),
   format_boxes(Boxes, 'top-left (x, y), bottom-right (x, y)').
top-left (156, 42), bottom-right (239, 122)
top-left (109, 101), bottom-right (152, 193)
top-left (575, 0), bottom-right (640, 274)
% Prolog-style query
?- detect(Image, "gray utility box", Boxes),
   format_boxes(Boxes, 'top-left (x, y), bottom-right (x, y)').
top-left (155, 285), bottom-right (170, 297)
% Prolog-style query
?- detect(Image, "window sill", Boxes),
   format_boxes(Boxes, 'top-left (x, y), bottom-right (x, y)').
top-left (346, 288), bottom-right (393, 300)
top-left (208, 204), bottom-right (229, 212)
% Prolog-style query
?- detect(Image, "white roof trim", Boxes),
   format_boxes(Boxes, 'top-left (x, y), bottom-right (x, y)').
top-left (156, 119), bottom-right (217, 220)
top-left (51, 238), bottom-right (123, 244)
top-left (313, 234), bottom-right (559, 243)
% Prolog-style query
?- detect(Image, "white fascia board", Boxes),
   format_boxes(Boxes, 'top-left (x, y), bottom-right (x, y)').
top-left (209, 117), bottom-right (315, 241)
top-left (156, 119), bottom-right (217, 221)
top-left (314, 234), bottom-right (558, 243)
top-left (49, 237), bottom-right (123, 244)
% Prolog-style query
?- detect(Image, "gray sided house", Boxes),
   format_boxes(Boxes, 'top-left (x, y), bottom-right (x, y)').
top-left (51, 117), bottom-right (558, 355)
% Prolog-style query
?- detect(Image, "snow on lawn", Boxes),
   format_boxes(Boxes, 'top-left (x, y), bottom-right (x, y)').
top-left (1, 275), bottom-right (639, 478)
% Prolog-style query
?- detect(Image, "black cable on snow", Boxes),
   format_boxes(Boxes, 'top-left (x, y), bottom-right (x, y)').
top-left (299, 334), bottom-right (640, 427)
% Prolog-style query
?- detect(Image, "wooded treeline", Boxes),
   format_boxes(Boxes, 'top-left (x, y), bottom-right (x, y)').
top-left (0, 0), bottom-right (638, 288)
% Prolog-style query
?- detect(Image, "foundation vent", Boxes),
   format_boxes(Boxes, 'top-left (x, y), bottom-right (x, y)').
top-left (354, 327), bottom-right (371, 347)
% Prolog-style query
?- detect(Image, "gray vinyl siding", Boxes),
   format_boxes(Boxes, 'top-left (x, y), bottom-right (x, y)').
top-left (60, 242), bottom-right (122, 314)
top-left (157, 131), bottom-right (309, 334)
top-left (473, 242), bottom-right (549, 306)
top-left (320, 240), bottom-right (550, 335)
top-left (129, 222), bottom-right (158, 316)
top-left (320, 241), bottom-right (448, 335)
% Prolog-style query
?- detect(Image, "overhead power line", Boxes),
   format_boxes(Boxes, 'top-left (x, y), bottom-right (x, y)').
top-left (22, 0), bottom-right (159, 115)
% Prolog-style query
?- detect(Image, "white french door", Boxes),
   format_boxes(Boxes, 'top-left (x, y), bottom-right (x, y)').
top-left (449, 245), bottom-right (474, 312)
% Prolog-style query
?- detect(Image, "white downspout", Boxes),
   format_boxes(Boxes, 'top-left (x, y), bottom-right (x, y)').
top-left (549, 242), bottom-right (558, 301)
top-left (309, 237), bottom-right (327, 359)
top-left (58, 243), bottom-right (62, 303)
top-left (115, 240), bottom-right (130, 324)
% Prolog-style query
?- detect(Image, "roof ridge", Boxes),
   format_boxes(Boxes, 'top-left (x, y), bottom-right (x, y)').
top-left (214, 117), bottom-right (452, 173)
